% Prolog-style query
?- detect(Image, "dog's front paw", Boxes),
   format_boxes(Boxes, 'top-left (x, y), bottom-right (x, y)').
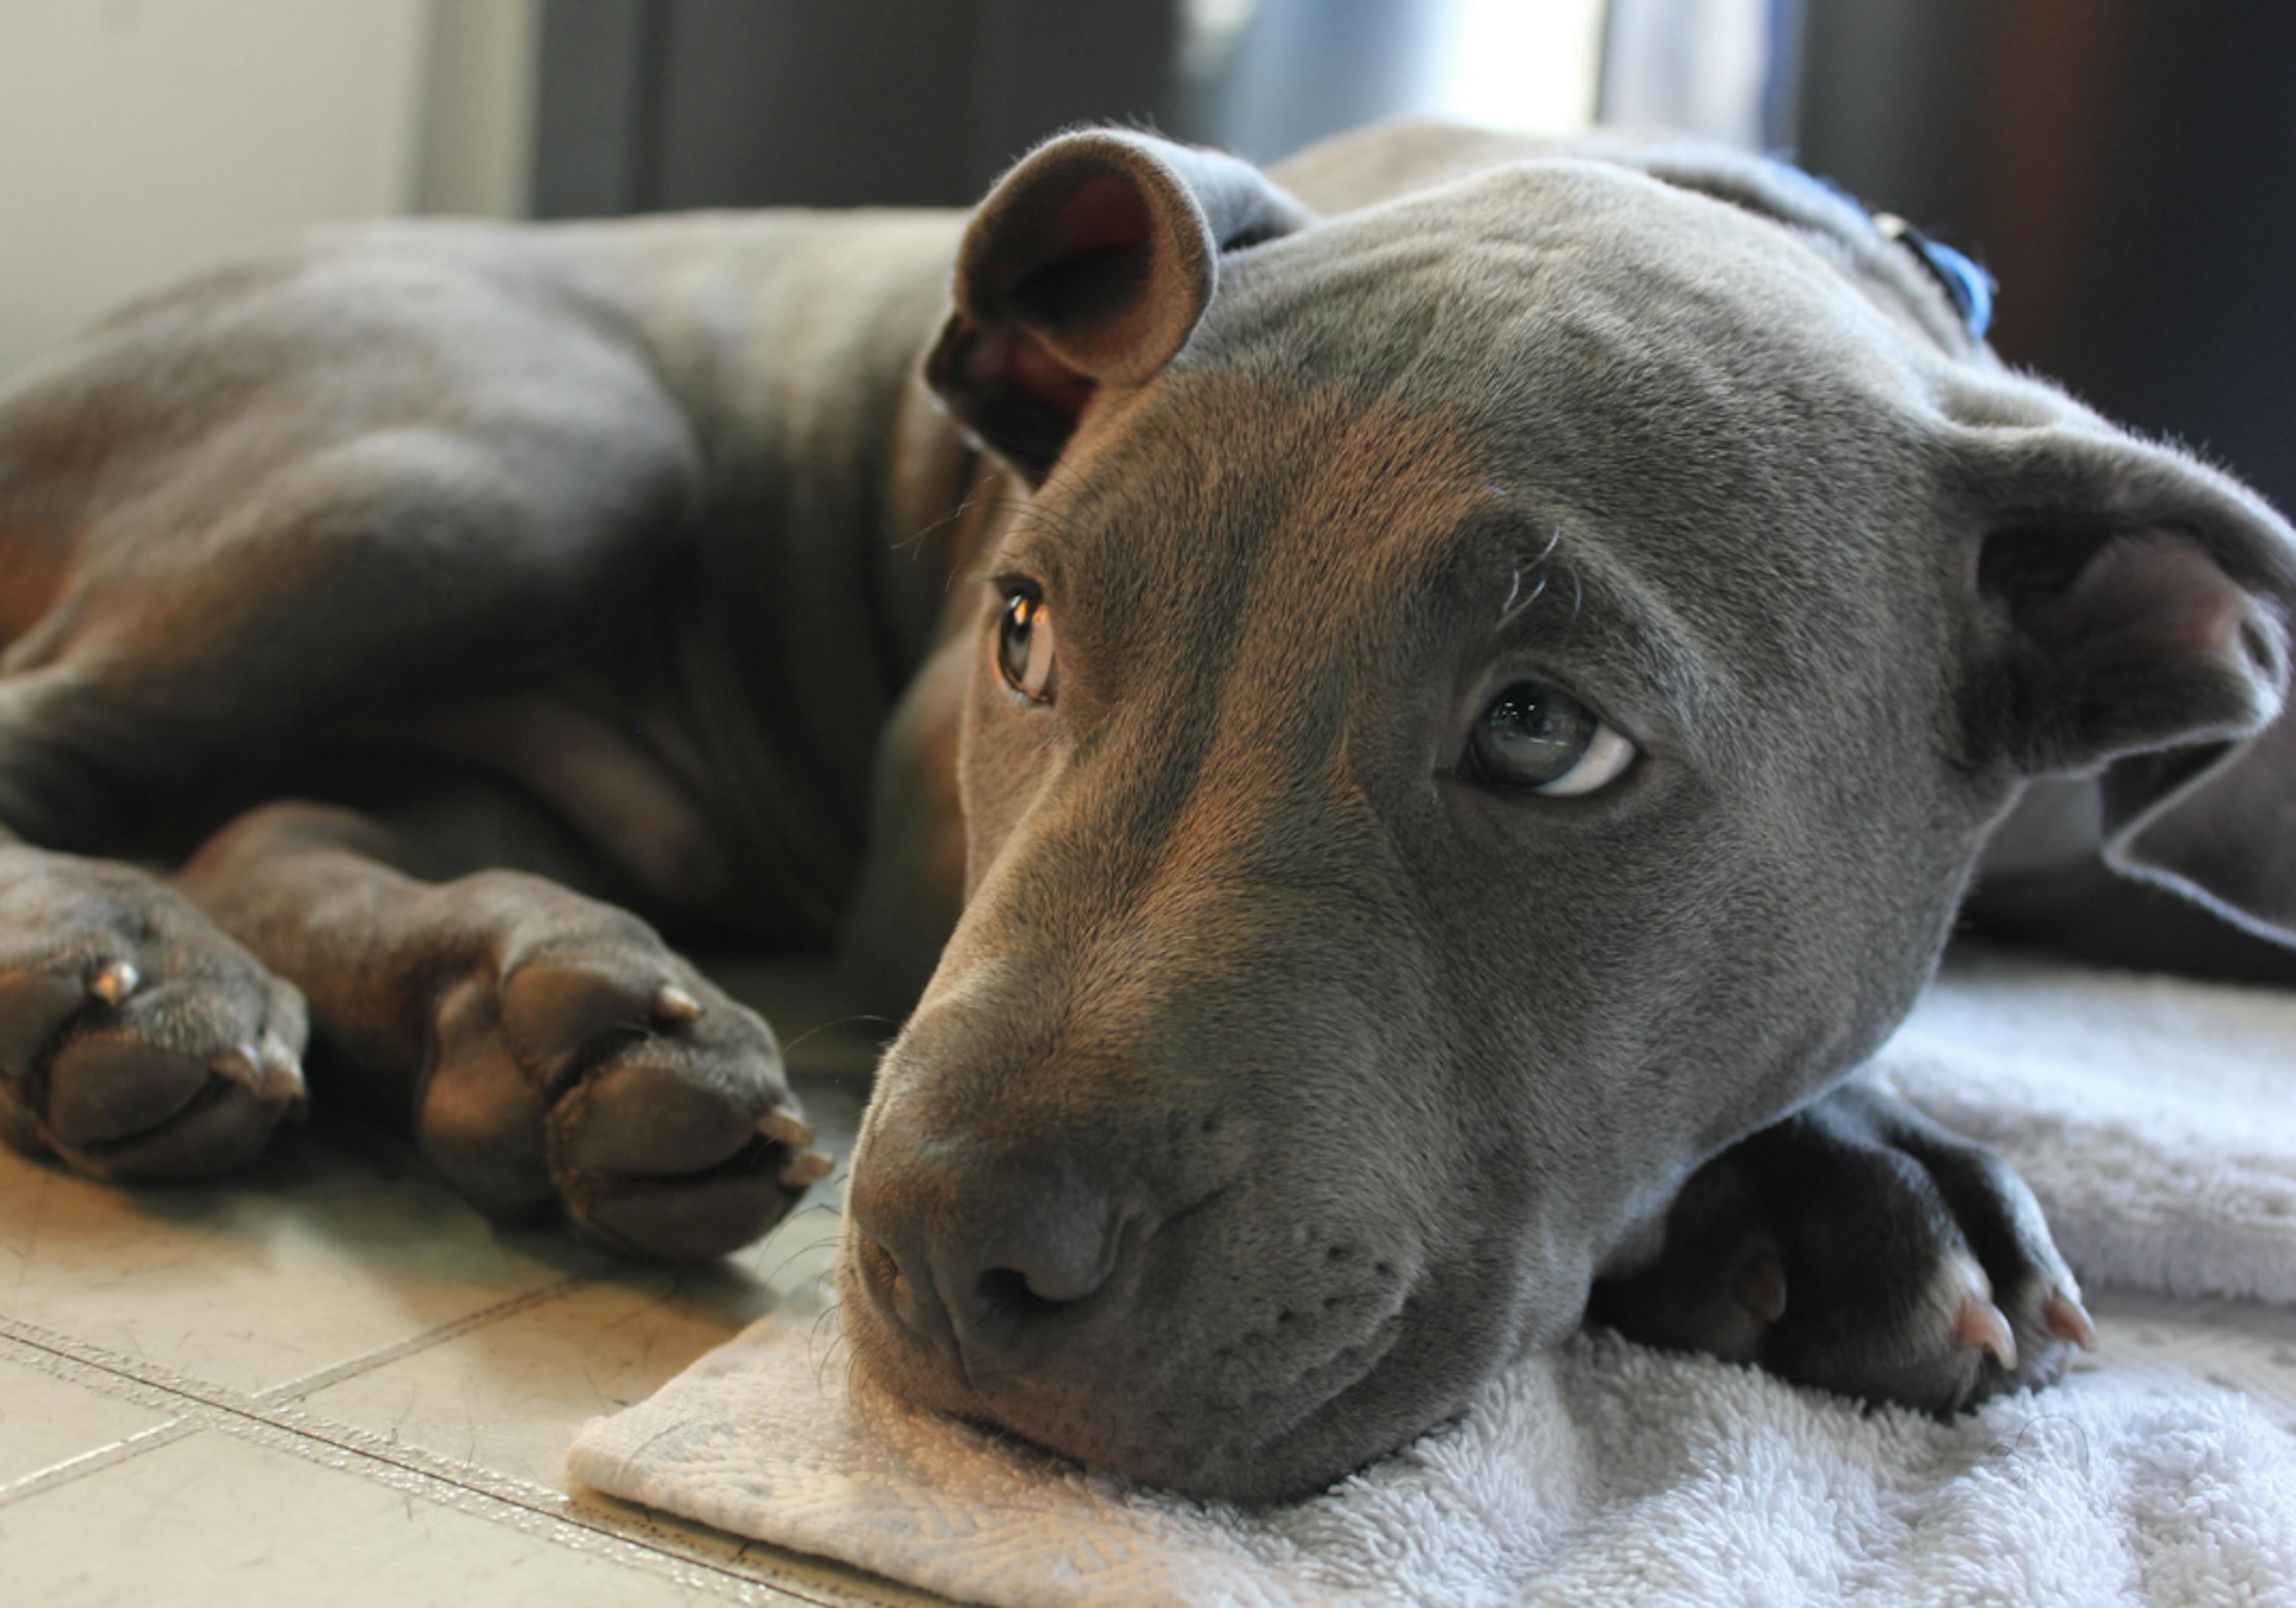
top-left (1589, 1082), bottom-right (2096, 1414)
top-left (0, 845), bottom-right (309, 1179)
top-left (414, 871), bottom-right (831, 1259)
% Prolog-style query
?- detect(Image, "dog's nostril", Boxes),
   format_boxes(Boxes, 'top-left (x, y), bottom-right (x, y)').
top-left (976, 1265), bottom-right (1072, 1320)
top-left (850, 1103), bottom-right (1131, 1353)
top-left (859, 1234), bottom-right (902, 1291)
top-left (858, 1233), bottom-right (927, 1323)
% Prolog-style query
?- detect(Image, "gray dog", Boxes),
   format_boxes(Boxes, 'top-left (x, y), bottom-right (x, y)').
top-left (2, 121), bottom-right (2291, 1502)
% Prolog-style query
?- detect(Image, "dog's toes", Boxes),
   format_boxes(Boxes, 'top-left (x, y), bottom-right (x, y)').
top-left (497, 953), bottom-right (676, 1087)
top-left (1590, 1081), bottom-right (2089, 1415)
top-left (0, 846), bottom-right (309, 1180)
top-left (1586, 1162), bottom-right (1793, 1365)
top-left (544, 978), bottom-right (818, 1261)
top-left (1874, 1106), bottom-right (2093, 1405)
top-left (44, 987), bottom-right (309, 1180)
top-left (416, 883), bottom-right (824, 1259)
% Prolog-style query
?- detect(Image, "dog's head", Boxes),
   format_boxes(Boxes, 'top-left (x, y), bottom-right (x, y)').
top-left (839, 127), bottom-right (2295, 1499)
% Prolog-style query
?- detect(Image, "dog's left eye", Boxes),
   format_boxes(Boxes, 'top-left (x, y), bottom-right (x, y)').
top-left (997, 588), bottom-right (1057, 703)
top-left (1465, 681), bottom-right (1636, 797)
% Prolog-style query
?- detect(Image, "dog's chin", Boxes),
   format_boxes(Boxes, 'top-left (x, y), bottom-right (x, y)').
top-left (833, 1249), bottom-right (1505, 1504)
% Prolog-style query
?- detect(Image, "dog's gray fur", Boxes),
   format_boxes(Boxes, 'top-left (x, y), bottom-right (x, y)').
top-left (0, 121), bottom-right (2288, 1501)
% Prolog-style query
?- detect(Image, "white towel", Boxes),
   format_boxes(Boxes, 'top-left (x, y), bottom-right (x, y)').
top-left (570, 953), bottom-right (2296, 1607)
top-left (1873, 951), bottom-right (2296, 1305)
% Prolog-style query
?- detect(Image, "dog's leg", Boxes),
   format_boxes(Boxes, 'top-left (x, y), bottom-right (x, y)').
top-left (169, 797), bottom-right (823, 1259)
top-left (0, 247), bottom-right (706, 1194)
top-left (1587, 1082), bottom-right (2095, 1413)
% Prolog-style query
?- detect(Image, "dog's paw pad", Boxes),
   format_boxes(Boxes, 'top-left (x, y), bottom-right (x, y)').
top-left (0, 846), bottom-right (308, 1179)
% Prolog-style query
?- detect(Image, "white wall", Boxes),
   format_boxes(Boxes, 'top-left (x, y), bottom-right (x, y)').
top-left (0, 0), bottom-right (536, 380)
top-left (1412, 0), bottom-right (1605, 136)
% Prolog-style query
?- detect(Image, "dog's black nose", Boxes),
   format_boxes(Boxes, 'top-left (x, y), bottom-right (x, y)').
top-left (850, 1108), bottom-right (1126, 1360)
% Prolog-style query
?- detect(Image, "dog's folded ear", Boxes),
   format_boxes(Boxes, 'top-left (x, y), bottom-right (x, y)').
top-left (1956, 421), bottom-right (2296, 938)
top-left (926, 129), bottom-right (1311, 481)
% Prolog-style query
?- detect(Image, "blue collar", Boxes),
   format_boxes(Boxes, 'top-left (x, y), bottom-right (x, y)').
top-left (1871, 210), bottom-right (1995, 341)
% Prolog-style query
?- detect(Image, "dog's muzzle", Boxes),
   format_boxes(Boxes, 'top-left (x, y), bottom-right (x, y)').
top-left (847, 1103), bottom-right (1137, 1380)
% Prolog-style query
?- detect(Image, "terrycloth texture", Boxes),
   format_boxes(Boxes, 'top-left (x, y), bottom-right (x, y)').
top-left (1872, 951), bottom-right (2296, 1305)
top-left (570, 954), bottom-right (2296, 1606)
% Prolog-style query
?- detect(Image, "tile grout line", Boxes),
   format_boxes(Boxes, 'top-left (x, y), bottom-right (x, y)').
top-left (0, 1274), bottom-right (599, 1504)
top-left (0, 1318), bottom-right (903, 1607)
top-left (251, 1273), bottom-right (599, 1402)
top-left (0, 1418), bottom-right (202, 1506)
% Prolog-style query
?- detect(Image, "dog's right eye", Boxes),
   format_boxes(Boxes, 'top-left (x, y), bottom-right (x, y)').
top-left (1464, 679), bottom-right (1636, 797)
top-left (997, 588), bottom-right (1058, 704)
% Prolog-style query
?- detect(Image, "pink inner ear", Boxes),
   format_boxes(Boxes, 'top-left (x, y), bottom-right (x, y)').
top-left (963, 169), bottom-right (1158, 411)
top-left (955, 323), bottom-right (1097, 420)
top-left (1041, 172), bottom-right (1154, 262)
top-left (2054, 533), bottom-right (2261, 667)
top-left (1006, 331), bottom-right (1097, 417)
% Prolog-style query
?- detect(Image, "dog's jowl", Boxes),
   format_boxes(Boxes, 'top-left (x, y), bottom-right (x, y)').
top-left (1, 121), bottom-right (2289, 1499)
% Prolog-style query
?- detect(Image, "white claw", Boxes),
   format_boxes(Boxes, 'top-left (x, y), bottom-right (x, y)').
top-left (2041, 1289), bottom-right (2099, 1352)
top-left (257, 1035), bottom-right (307, 1102)
top-left (1952, 1294), bottom-right (2019, 1371)
top-left (758, 1109), bottom-right (813, 1149)
top-left (1735, 1253), bottom-right (1788, 1325)
top-left (777, 1148), bottom-right (836, 1188)
top-left (652, 984), bottom-right (703, 1025)
top-left (211, 1042), bottom-right (265, 1094)
top-left (88, 960), bottom-right (139, 1007)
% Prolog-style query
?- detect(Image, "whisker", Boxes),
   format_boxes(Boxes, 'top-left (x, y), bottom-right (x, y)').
top-left (755, 1231), bottom-right (842, 1288)
top-left (1498, 572), bottom-right (1548, 627)
top-left (776, 1012), bottom-right (897, 1058)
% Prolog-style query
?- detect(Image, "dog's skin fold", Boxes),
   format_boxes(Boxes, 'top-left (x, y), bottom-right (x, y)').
top-left (0, 120), bottom-right (2289, 1500)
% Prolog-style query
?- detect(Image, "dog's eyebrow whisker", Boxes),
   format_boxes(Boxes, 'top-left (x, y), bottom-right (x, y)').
top-left (897, 499), bottom-right (976, 554)
top-left (1498, 572), bottom-right (1549, 628)
top-left (1488, 521), bottom-right (1573, 628)
top-left (1000, 501), bottom-right (1091, 547)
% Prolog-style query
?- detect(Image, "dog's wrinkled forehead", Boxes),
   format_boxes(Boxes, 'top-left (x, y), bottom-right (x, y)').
top-left (1195, 157), bottom-right (1961, 434)
top-left (1020, 158), bottom-right (1954, 711)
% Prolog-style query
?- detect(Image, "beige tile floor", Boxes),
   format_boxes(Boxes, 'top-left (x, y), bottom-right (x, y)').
top-left (0, 960), bottom-right (950, 1608)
